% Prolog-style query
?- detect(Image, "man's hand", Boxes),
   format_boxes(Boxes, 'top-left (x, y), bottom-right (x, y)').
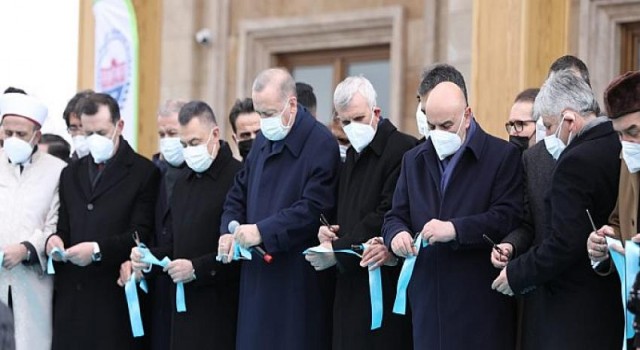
top-left (235, 224), bottom-right (262, 248)
top-left (587, 225), bottom-right (614, 261)
top-left (164, 259), bottom-right (195, 284)
top-left (65, 242), bottom-right (95, 267)
top-left (391, 231), bottom-right (416, 258)
top-left (2, 244), bottom-right (27, 270)
top-left (117, 260), bottom-right (142, 287)
top-left (422, 219), bottom-right (456, 244)
top-left (46, 235), bottom-right (65, 261)
top-left (361, 237), bottom-right (396, 269)
top-left (130, 247), bottom-right (150, 272)
top-left (217, 234), bottom-right (235, 264)
top-left (304, 241), bottom-right (336, 271)
top-left (318, 225), bottom-right (339, 243)
top-left (491, 268), bottom-right (514, 296)
top-left (490, 243), bottom-right (513, 269)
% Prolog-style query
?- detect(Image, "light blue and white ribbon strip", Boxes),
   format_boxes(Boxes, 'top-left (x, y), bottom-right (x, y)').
top-left (393, 234), bottom-right (428, 315)
top-left (46, 247), bottom-right (67, 274)
top-left (137, 246), bottom-right (186, 313)
top-left (606, 236), bottom-right (640, 350)
top-left (215, 242), bottom-right (251, 262)
top-left (303, 244), bottom-right (383, 330)
top-left (125, 273), bottom-right (145, 337)
top-left (233, 244), bottom-right (252, 260)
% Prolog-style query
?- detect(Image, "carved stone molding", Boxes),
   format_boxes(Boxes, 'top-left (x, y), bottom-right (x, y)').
top-left (237, 6), bottom-right (405, 124)
top-left (579, 0), bottom-right (640, 104)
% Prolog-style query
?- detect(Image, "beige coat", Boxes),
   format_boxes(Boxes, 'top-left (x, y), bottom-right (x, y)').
top-left (610, 160), bottom-right (639, 243)
top-left (0, 149), bottom-right (66, 350)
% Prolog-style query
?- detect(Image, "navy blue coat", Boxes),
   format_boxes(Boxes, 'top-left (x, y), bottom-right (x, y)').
top-left (382, 122), bottom-right (523, 350)
top-left (221, 107), bottom-right (340, 350)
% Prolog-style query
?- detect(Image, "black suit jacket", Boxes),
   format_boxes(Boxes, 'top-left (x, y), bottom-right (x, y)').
top-left (52, 138), bottom-right (160, 350)
top-left (503, 141), bottom-right (556, 254)
top-left (502, 141), bottom-right (555, 350)
top-left (152, 142), bottom-right (241, 350)
top-left (331, 119), bottom-right (416, 350)
top-left (507, 121), bottom-right (623, 349)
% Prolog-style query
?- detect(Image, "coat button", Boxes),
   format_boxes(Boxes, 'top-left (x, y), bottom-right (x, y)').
top-left (76, 283), bottom-right (82, 291)
top-left (210, 270), bottom-right (216, 277)
top-left (87, 203), bottom-right (94, 211)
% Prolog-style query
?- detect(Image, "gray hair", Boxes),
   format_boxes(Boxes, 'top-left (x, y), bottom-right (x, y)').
top-left (533, 69), bottom-right (599, 121)
top-left (158, 99), bottom-right (187, 118)
top-left (252, 68), bottom-right (296, 102)
top-left (333, 76), bottom-right (377, 111)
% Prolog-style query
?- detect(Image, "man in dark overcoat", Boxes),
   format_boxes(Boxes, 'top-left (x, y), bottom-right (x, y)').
top-left (218, 68), bottom-right (340, 350)
top-left (494, 70), bottom-right (623, 349)
top-left (382, 77), bottom-right (523, 350)
top-left (46, 93), bottom-right (160, 349)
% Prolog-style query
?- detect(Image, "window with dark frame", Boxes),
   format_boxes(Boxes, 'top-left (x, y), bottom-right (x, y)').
top-left (277, 45), bottom-right (391, 125)
top-left (621, 21), bottom-right (640, 73)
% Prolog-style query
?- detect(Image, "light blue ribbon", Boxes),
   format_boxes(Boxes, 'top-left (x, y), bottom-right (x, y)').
top-left (303, 244), bottom-right (383, 330)
top-left (46, 247), bottom-right (67, 274)
top-left (137, 246), bottom-right (186, 313)
top-left (625, 241), bottom-right (640, 339)
top-left (233, 244), bottom-right (252, 260)
top-left (606, 236), bottom-right (640, 350)
top-left (0, 251), bottom-right (4, 268)
top-left (124, 273), bottom-right (145, 337)
top-left (393, 234), bottom-right (427, 315)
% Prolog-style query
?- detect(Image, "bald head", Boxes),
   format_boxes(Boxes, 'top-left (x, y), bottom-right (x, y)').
top-left (423, 81), bottom-right (472, 142)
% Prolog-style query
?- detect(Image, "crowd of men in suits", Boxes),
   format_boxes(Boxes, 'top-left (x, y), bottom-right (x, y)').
top-left (1, 55), bottom-right (640, 350)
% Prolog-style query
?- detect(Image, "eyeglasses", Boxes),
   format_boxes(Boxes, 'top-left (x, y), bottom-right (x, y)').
top-left (504, 120), bottom-right (535, 133)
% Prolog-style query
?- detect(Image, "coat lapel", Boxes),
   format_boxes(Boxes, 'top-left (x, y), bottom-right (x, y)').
top-left (76, 159), bottom-right (93, 201)
top-left (90, 139), bottom-right (134, 201)
top-left (631, 171), bottom-right (639, 227)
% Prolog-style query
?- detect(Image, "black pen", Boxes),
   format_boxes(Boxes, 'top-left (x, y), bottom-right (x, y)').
top-left (320, 213), bottom-right (336, 233)
top-left (586, 209), bottom-right (598, 234)
top-left (482, 234), bottom-right (505, 256)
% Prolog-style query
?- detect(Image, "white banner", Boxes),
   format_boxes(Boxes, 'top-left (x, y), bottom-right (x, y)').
top-left (93, 0), bottom-right (138, 148)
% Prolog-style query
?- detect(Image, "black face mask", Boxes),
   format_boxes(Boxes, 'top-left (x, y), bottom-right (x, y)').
top-left (238, 139), bottom-right (254, 160)
top-left (509, 135), bottom-right (530, 152)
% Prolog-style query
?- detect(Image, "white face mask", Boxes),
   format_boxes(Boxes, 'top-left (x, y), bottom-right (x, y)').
top-left (430, 112), bottom-right (465, 160)
top-left (534, 118), bottom-right (546, 144)
top-left (342, 109), bottom-right (376, 153)
top-left (72, 135), bottom-right (90, 158)
top-left (183, 131), bottom-right (216, 173)
top-left (543, 117), bottom-right (570, 160)
top-left (339, 144), bottom-right (348, 162)
top-left (415, 104), bottom-right (429, 138)
top-left (260, 100), bottom-right (293, 141)
top-left (87, 128), bottom-right (117, 164)
top-left (4, 135), bottom-right (35, 165)
top-left (622, 141), bottom-right (640, 173)
top-left (160, 137), bottom-right (184, 167)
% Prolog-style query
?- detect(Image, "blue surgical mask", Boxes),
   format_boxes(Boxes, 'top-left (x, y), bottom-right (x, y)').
top-left (260, 100), bottom-right (293, 141)
top-left (160, 137), bottom-right (184, 166)
top-left (415, 104), bottom-right (429, 138)
top-left (183, 131), bottom-right (216, 173)
top-left (543, 116), bottom-right (571, 160)
top-left (622, 141), bottom-right (640, 173)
